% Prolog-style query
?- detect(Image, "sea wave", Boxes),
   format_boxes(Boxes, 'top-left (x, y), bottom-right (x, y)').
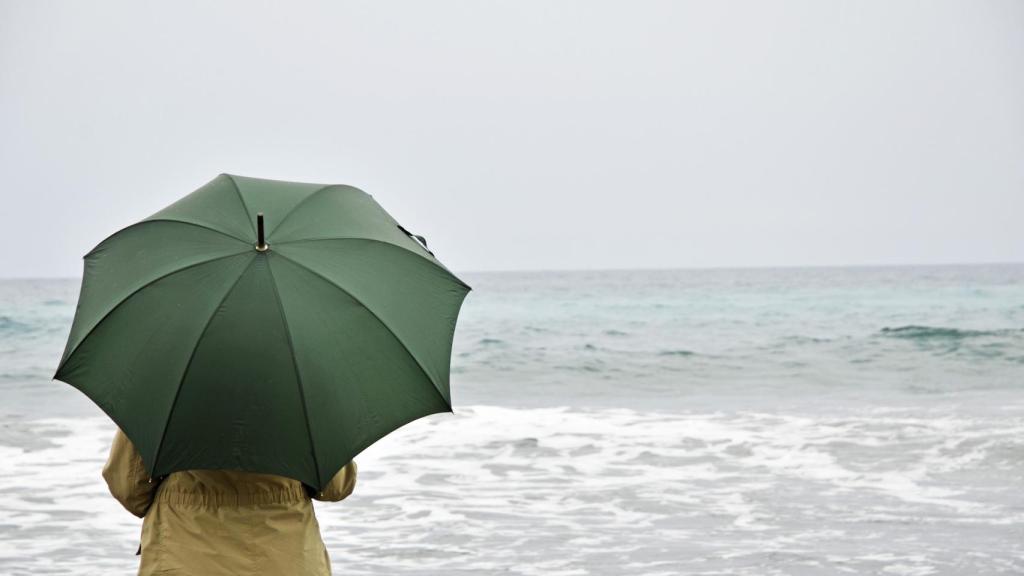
top-left (0, 315), bottom-right (34, 335)
top-left (2, 406), bottom-right (1023, 574)
top-left (879, 325), bottom-right (1020, 340)
top-left (657, 349), bottom-right (696, 357)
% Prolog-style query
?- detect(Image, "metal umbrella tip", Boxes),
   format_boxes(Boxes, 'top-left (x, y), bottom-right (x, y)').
top-left (256, 212), bottom-right (269, 252)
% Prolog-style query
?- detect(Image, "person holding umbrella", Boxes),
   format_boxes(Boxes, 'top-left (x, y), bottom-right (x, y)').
top-left (103, 427), bottom-right (357, 574)
top-left (55, 174), bottom-right (471, 575)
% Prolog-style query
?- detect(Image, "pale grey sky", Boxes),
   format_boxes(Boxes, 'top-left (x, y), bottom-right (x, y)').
top-left (2, 0), bottom-right (1021, 277)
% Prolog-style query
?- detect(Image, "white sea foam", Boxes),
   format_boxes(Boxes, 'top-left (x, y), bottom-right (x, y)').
top-left (2, 405), bottom-right (1022, 575)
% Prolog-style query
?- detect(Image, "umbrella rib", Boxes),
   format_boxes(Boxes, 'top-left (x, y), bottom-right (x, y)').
top-left (55, 250), bottom-right (254, 376)
top-left (224, 174), bottom-right (257, 236)
top-left (273, 252), bottom-right (453, 411)
top-left (145, 218), bottom-right (251, 244)
top-left (264, 184), bottom-right (343, 238)
top-left (265, 256), bottom-right (323, 487)
top-left (85, 219), bottom-right (250, 258)
top-left (150, 254), bottom-right (258, 475)
top-left (272, 237), bottom-right (472, 290)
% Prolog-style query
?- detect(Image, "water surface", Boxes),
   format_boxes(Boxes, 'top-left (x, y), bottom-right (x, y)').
top-left (1, 265), bottom-right (1022, 574)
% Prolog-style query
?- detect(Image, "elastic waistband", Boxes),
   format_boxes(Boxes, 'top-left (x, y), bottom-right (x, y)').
top-left (155, 486), bottom-right (309, 507)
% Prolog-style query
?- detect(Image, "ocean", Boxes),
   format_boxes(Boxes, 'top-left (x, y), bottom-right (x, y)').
top-left (1, 265), bottom-right (1022, 575)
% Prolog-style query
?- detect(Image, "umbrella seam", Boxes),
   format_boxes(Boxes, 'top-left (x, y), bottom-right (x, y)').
top-left (84, 219), bottom-right (250, 259)
top-left (224, 174), bottom-right (257, 236)
top-left (265, 256), bottom-right (324, 489)
top-left (55, 250), bottom-right (254, 376)
top-left (264, 184), bottom-right (345, 238)
top-left (273, 252), bottom-right (453, 412)
top-left (150, 254), bottom-right (258, 476)
top-left (273, 237), bottom-right (472, 290)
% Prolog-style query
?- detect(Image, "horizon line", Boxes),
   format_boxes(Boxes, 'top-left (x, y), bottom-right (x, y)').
top-left (3, 259), bottom-right (1022, 281)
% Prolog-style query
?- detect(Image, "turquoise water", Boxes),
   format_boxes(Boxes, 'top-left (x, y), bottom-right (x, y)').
top-left (1, 265), bottom-right (1023, 574)
top-left (455, 265), bottom-right (1024, 409)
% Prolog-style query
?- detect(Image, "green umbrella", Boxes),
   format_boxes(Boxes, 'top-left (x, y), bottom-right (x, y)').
top-left (54, 174), bottom-right (471, 490)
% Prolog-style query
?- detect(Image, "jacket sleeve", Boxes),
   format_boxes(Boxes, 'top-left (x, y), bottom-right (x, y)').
top-left (102, 428), bottom-right (158, 518)
top-left (313, 461), bottom-right (357, 502)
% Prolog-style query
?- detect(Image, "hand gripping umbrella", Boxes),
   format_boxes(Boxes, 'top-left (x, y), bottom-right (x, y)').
top-left (54, 174), bottom-right (470, 490)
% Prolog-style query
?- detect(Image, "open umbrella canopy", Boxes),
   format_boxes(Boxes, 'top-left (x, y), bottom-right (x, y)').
top-left (54, 174), bottom-right (470, 490)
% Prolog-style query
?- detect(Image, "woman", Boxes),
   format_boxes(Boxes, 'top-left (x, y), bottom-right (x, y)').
top-left (102, 427), bottom-right (357, 575)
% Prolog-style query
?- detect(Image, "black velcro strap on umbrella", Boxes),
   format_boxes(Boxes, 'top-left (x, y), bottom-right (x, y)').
top-left (396, 224), bottom-right (434, 256)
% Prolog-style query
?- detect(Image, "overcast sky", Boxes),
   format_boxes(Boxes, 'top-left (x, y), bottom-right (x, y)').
top-left (2, 1), bottom-right (1021, 277)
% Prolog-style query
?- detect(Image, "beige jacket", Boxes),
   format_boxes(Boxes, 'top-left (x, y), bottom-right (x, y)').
top-left (103, 428), bottom-right (357, 576)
